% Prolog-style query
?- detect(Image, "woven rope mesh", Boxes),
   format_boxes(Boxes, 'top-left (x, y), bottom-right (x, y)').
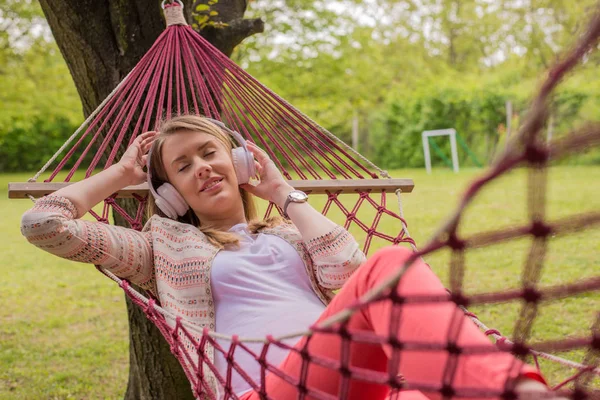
top-left (28, 3), bottom-right (600, 399)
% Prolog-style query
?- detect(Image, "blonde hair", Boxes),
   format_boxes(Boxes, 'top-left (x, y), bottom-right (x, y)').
top-left (147, 115), bottom-right (285, 248)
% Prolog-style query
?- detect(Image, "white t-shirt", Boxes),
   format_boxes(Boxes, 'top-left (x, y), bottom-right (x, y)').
top-left (211, 223), bottom-right (326, 397)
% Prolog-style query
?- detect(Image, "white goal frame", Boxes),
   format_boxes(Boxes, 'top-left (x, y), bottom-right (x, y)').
top-left (422, 129), bottom-right (459, 174)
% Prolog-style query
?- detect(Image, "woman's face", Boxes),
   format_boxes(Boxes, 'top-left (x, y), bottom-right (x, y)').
top-left (161, 130), bottom-right (243, 222)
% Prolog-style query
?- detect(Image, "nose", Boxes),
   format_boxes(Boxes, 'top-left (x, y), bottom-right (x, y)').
top-left (193, 158), bottom-right (212, 179)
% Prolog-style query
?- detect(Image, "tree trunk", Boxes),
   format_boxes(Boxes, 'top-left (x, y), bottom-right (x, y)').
top-left (37, 1), bottom-right (263, 398)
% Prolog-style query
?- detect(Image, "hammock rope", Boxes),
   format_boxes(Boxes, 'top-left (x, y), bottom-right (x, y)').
top-left (14, 1), bottom-right (600, 398)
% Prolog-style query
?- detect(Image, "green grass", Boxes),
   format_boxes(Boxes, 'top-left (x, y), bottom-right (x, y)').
top-left (1, 166), bottom-right (599, 398)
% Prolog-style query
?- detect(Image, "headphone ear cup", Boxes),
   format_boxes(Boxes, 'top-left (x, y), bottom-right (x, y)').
top-left (155, 196), bottom-right (178, 219)
top-left (156, 183), bottom-right (189, 218)
top-left (232, 147), bottom-right (255, 185)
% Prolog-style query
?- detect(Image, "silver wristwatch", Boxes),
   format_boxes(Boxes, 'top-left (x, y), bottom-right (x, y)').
top-left (283, 190), bottom-right (308, 218)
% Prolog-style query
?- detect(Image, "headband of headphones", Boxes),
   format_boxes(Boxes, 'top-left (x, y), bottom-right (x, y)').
top-left (146, 143), bottom-right (162, 203)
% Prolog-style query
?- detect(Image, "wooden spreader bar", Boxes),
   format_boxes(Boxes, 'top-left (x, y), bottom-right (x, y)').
top-left (8, 179), bottom-right (414, 199)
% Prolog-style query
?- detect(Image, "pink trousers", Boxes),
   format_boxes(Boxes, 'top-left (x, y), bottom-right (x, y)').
top-left (241, 247), bottom-right (542, 400)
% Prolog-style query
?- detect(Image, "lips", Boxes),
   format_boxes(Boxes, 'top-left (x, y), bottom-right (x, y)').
top-left (200, 177), bottom-right (224, 192)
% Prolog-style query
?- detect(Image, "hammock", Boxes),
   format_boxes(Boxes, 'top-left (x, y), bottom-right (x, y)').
top-left (9, 2), bottom-right (600, 398)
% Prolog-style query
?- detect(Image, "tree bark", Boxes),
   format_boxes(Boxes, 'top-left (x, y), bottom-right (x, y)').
top-left (37, 1), bottom-right (263, 398)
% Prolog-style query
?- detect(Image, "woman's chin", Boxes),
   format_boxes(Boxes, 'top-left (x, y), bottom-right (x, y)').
top-left (193, 185), bottom-right (236, 208)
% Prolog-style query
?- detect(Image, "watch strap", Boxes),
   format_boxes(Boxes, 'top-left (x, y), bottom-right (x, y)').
top-left (283, 196), bottom-right (293, 219)
top-left (282, 190), bottom-right (307, 219)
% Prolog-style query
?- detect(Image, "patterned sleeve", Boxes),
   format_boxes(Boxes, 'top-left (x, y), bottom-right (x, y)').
top-left (20, 195), bottom-right (156, 292)
top-left (305, 225), bottom-right (366, 290)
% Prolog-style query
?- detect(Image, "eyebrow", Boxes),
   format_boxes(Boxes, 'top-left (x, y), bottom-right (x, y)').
top-left (170, 140), bottom-right (214, 166)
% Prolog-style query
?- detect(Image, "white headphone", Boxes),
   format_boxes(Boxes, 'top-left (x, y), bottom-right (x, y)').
top-left (146, 118), bottom-right (256, 219)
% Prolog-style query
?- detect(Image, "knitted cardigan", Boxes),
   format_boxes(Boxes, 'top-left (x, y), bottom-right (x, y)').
top-left (21, 195), bottom-right (366, 397)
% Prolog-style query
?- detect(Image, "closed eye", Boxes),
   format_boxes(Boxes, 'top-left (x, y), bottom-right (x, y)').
top-left (178, 165), bottom-right (190, 172)
top-left (204, 151), bottom-right (216, 157)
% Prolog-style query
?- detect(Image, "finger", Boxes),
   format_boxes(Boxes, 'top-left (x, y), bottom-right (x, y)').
top-left (142, 135), bottom-right (158, 148)
top-left (246, 141), bottom-right (264, 153)
top-left (141, 132), bottom-right (157, 144)
top-left (130, 142), bottom-right (142, 156)
top-left (247, 143), bottom-right (270, 163)
top-left (135, 148), bottom-right (144, 163)
top-left (239, 183), bottom-right (255, 194)
top-left (140, 130), bottom-right (158, 139)
top-left (135, 131), bottom-right (157, 146)
top-left (141, 138), bottom-right (156, 153)
top-left (135, 132), bottom-right (149, 143)
top-left (254, 160), bottom-right (263, 175)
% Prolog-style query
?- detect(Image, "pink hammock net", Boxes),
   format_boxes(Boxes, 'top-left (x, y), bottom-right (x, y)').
top-left (13, 2), bottom-right (600, 399)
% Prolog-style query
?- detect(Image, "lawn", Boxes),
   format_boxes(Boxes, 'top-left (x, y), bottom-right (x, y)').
top-left (1, 166), bottom-right (599, 399)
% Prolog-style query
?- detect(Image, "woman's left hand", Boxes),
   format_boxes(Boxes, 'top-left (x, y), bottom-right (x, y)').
top-left (240, 142), bottom-right (293, 208)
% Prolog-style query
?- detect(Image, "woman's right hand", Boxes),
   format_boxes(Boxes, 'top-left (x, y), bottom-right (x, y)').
top-left (117, 131), bottom-right (158, 186)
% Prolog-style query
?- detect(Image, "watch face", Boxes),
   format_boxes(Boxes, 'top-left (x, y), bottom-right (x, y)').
top-left (290, 191), bottom-right (308, 201)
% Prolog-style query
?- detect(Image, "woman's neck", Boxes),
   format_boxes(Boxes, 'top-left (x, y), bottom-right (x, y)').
top-left (196, 209), bottom-right (247, 232)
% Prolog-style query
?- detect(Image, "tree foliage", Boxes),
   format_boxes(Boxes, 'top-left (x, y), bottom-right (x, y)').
top-left (0, 0), bottom-right (81, 171)
top-left (369, 67), bottom-right (599, 169)
top-left (2, 0), bottom-right (599, 172)
top-left (237, 0), bottom-right (600, 166)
